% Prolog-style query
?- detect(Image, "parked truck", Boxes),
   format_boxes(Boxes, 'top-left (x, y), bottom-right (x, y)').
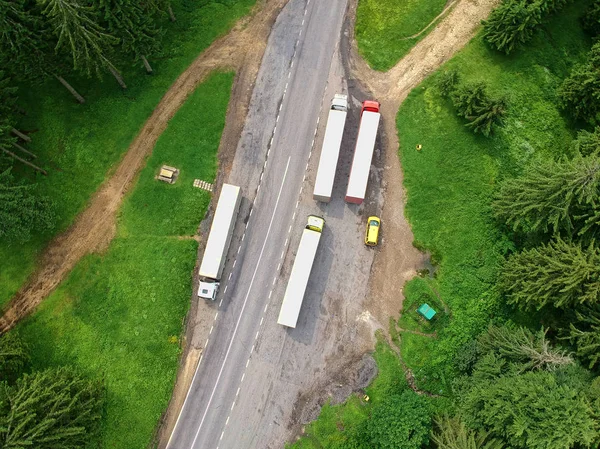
top-left (345, 100), bottom-right (381, 204)
top-left (313, 94), bottom-right (348, 202)
top-left (197, 183), bottom-right (242, 301)
top-left (277, 215), bottom-right (325, 328)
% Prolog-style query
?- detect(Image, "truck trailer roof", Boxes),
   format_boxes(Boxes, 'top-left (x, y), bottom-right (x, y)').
top-left (345, 111), bottom-right (380, 204)
top-left (313, 108), bottom-right (347, 202)
top-left (199, 183), bottom-right (241, 279)
top-left (277, 218), bottom-right (324, 328)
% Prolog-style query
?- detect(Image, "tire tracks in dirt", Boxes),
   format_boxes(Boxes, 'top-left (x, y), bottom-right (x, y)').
top-left (0, 0), bottom-right (289, 333)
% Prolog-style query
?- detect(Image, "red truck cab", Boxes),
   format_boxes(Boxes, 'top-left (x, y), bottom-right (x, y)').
top-left (361, 100), bottom-right (380, 115)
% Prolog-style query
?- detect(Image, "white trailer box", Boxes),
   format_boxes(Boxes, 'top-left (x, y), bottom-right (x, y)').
top-left (277, 216), bottom-right (325, 328)
top-left (345, 101), bottom-right (381, 204)
top-left (198, 183), bottom-right (242, 300)
top-left (313, 94), bottom-right (348, 202)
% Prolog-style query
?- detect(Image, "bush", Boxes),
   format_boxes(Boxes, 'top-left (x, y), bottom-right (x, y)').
top-left (356, 391), bottom-right (431, 449)
top-left (437, 69), bottom-right (460, 98)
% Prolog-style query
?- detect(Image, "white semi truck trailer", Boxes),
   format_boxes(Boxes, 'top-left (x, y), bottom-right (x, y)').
top-left (345, 100), bottom-right (381, 204)
top-left (277, 215), bottom-right (325, 328)
top-left (197, 183), bottom-right (242, 301)
top-left (313, 94), bottom-right (348, 202)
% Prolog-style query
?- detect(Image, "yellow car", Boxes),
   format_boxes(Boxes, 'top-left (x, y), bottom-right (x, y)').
top-left (365, 216), bottom-right (381, 246)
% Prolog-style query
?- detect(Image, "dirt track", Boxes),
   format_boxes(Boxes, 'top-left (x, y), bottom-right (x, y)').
top-left (345, 0), bottom-right (499, 324)
top-left (0, 0), bottom-right (288, 333)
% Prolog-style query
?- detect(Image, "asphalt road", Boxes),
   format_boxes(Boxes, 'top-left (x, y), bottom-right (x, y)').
top-left (166, 1), bottom-right (354, 447)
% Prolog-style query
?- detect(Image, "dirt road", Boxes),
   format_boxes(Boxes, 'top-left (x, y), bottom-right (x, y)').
top-left (344, 0), bottom-right (499, 325)
top-left (0, 0), bottom-right (288, 333)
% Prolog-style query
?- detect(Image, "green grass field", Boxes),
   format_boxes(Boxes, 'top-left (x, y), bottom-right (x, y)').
top-left (16, 72), bottom-right (234, 449)
top-left (396, 1), bottom-right (591, 393)
top-left (355, 0), bottom-right (448, 71)
top-left (0, 0), bottom-right (255, 310)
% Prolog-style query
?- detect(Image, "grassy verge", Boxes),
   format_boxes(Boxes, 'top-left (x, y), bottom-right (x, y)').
top-left (0, 0), bottom-right (255, 309)
top-left (16, 72), bottom-right (234, 449)
top-left (287, 338), bottom-right (410, 448)
top-left (355, 0), bottom-right (448, 71)
top-left (396, 1), bottom-right (591, 393)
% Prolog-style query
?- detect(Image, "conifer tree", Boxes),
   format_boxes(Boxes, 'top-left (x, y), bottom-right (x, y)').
top-left (0, 332), bottom-right (29, 384)
top-left (462, 370), bottom-right (598, 449)
top-left (571, 127), bottom-right (600, 156)
top-left (0, 167), bottom-right (55, 242)
top-left (482, 0), bottom-right (542, 54)
top-left (95, 0), bottom-right (162, 74)
top-left (40, 0), bottom-right (119, 81)
top-left (566, 306), bottom-right (600, 368)
top-left (0, 367), bottom-right (104, 448)
top-left (431, 415), bottom-right (504, 449)
top-left (493, 154), bottom-right (600, 235)
top-left (559, 42), bottom-right (600, 124)
top-left (0, 0), bottom-right (85, 102)
top-left (451, 82), bottom-right (506, 136)
top-left (500, 238), bottom-right (600, 309)
top-left (479, 325), bottom-right (573, 371)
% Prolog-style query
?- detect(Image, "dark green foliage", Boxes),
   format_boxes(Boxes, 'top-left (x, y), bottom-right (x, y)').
top-left (571, 127), bottom-right (600, 156)
top-left (462, 370), bottom-right (598, 449)
top-left (482, 0), bottom-right (542, 54)
top-left (40, 0), bottom-right (118, 76)
top-left (565, 305), bottom-right (600, 368)
top-left (559, 42), bottom-right (600, 125)
top-left (482, 0), bottom-right (572, 54)
top-left (0, 167), bottom-right (55, 243)
top-left (431, 415), bottom-right (504, 449)
top-left (582, 0), bottom-right (600, 36)
top-left (437, 69), bottom-right (460, 98)
top-left (500, 238), bottom-right (600, 309)
top-left (451, 82), bottom-right (506, 136)
top-left (95, 0), bottom-right (162, 69)
top-left (0, 333), bottom-right (29, 384)
top-left (0, 367), bottom-right (104, 448)
top-left (358, 391), bottom-right (431, 449)
top-left (493, 154), bottom-right (600, 236)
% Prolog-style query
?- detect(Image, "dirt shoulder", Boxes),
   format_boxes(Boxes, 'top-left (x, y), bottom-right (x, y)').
top-left (344, 0), bottom-right (499, 326)
top-left (0, 0), bottom-right (288, 333)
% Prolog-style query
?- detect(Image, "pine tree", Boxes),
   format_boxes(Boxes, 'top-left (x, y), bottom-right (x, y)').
top-left (0, 367), bottom-right (104, 448)
top-left (478, 325), bottom-right (573, 371)
top-left (500, 238), bottom-right (600, 309)
top-left (559, 42), bottom-right (600, 124)
top-left (582, 0), bottom-right (600, 36)
top-left (565, 306), bottom-right (600, 368)
top-left (40, 0), bottom-right (119, 79)
top-left (0, 332), bottom-right (29, 384)
top-left (482, 0), bottom-right (542, 54)
top-left (451, 82), bottom-right (506, 136)
top-left (95, 0), bottom-right (162, 74)
top-left (0, 0), bottom-right (85, 102)
top-left (493, 154), bottom-right (600, 235)
top-left (0, 167), bottom-right (55, 242)
top-left (462, 370), bottom-right (598, 449)
top-left (570, 127), bottom-right (600, 157)
top-left (431, 415), bottom-right (504, 449)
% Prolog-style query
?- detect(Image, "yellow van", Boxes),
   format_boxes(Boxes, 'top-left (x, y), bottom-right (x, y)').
top-left (365, 216), bottom-right (381, 246)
